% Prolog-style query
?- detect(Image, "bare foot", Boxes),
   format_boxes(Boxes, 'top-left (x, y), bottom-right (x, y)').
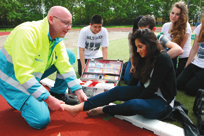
top-left (86, 107), bottom-right (104, 117)
top-left (62, 103), bottom-right (83, 117)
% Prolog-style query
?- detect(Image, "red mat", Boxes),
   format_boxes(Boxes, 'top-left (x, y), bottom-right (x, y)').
top-left (0, 94), bottom-right (158, 136)
top-left (0, 32), bottom-right (10, 36)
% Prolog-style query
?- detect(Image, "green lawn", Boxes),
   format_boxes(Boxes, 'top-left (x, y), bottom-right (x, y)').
top-left (0, 25), bottom-right (157, 32)
top-left (0, 26), bottom-right (132, 32)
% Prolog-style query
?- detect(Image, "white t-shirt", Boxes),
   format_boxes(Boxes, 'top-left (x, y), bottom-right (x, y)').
top-left (192, 24), bottom-right (204, 68)
top-left (161, 22), bottom-right (192, 58)
top-left (77, 25), bottom-right (109, 59)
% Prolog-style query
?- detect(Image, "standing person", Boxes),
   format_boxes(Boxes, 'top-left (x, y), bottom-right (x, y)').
top-left (177, 19), bottom-right (204, 96)
top-left (127, 15), bottom-right (183, 86)
top-left (62, 28), bottom-right (176, 120)
top-left (77, 15), bottom-right (109, 76)
top-left (0, 6), bottom-right (87, 129)
top-left (161, 1), bottom-right (191, 77)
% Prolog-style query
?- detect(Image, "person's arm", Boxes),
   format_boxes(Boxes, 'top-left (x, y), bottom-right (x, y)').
top-left (102, 46), bottom-right (108, 59)
top-left (185, 34), bottom-right (199, 67)
top-left (79, 47), bottom-right (86, 74)
top-left (158, 34), bottom-right (183, 59)
top-left (179, 33), bottom-right (189, 49)
top-left (101, 28), bottom-right (109, 60)
top-left (75, 89), bottom-right (88, 102)
top-left (129, 57), bottom-right (135, 73)
top-left (179, 22), bottom-right (192, 49)
top-left (166, 41), bottom-right (183, 59)
top-left (77, 28), bottom-right (87, 74)
top-left (55, 43), bottom-right (88, 102)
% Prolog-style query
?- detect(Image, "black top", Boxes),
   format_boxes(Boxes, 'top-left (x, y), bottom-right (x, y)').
top-left (129, 51), bottom-right (177, 103)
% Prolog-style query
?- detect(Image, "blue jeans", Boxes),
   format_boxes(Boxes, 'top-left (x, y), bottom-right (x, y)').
top-left (124, 59), bottom-right (132, 84)
top-left (84, 86), bottom-right (172, 119)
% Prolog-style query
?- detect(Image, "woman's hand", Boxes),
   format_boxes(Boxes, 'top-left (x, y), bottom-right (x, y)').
top-left (130, 65), bottom-right (135, 74)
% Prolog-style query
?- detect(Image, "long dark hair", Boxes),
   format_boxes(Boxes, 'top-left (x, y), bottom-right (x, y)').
top-left (132, 16), bottom-right (143, 33)
top-left (131, 28), bottom-right (162, 84)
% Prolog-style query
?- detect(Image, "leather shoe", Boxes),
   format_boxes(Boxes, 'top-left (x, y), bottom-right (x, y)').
top-left (50, 92), bottom-right (79, 105)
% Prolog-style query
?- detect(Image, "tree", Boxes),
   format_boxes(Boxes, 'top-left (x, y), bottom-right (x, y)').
top-left (0, 0), bottom-right (202, 26)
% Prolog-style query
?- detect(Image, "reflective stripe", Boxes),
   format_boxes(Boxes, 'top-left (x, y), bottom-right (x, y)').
top-left (2, 46), bottom-right (13, 63)
top-left (32, 72), bottom-right (43, 79)
top-left (56, 73), bottom-right (64, 79)
top-left (62, 71), bottom-right (76, 79)
top-left (32, 85), bottom-right (46, 99)
top-left (23, 77), bottom-right (38, 90)
top-left (0, 70), bottom-right (30, 95)
top-left (68, 79), bottom-right (79, 87)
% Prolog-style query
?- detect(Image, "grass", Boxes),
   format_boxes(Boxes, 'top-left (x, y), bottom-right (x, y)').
top-left (0, 26), bottom-right (132, 32)
top-left (0, 25), bottom-right (162, 32)
top-left (0, 28), bottom-right (13, 32)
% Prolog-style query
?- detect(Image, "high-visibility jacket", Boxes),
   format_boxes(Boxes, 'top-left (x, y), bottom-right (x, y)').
top-left (0, 17), bottom-right (81, 110)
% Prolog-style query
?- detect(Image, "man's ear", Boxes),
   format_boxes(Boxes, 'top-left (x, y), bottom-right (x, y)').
top-left (48, 16), bottom-right (54, 25)
top-left (152, 27), bottom-right (156, 32)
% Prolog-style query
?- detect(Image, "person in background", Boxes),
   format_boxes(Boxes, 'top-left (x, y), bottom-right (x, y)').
top-left (126, 15), bottom-right (183, 86)
top-left (77, 15), bottom-right (109, 76)
top-left (0, 6), bottom-right (87, 129)
top-left (161, 1), bottom-right (191, 77)
top-left (62, 28), bottom-right (176, 121)
top-left (123, 16), bottom-right (143, 84)
top-left (177, 19), bottom-right (204, 96)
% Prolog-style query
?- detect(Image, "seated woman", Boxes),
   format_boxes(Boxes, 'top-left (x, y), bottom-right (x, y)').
top-left (177, 19), bottom-right (204, 96)
top-left (161, 1), bottom-right (191, 77)
top-left (62, 28), bottom-right (176, 119)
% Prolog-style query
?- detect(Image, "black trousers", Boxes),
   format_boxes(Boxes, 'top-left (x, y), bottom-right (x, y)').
top-left (176, 58), bottom-right (188, 77)
top-left (177, 63), bottom-right (204, 96)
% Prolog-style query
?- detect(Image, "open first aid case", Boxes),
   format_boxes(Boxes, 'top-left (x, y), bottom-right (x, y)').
top-left (79, 59), bottom-right (123, 97)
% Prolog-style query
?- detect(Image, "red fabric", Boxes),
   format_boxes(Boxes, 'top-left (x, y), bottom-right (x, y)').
top-left (0, 94), bottom-right (157, 136)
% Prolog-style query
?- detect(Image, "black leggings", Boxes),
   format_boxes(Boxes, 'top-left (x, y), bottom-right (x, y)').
top-left (177, 63), bottom-right (204, 96)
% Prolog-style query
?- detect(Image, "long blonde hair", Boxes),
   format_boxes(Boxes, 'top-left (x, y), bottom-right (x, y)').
top-left (170, 1), bottom-right (188, 45)
top-left (198, 19), bottom-right (204, 42)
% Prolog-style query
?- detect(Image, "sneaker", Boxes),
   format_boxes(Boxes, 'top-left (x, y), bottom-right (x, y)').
top-left (50, 92), bottom-right (79, 105)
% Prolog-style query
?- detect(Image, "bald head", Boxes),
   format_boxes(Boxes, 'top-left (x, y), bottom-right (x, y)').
top-left (48, 6), bottom-right (72, 39)
top-left (48, 6), bottom-right (71, 18)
